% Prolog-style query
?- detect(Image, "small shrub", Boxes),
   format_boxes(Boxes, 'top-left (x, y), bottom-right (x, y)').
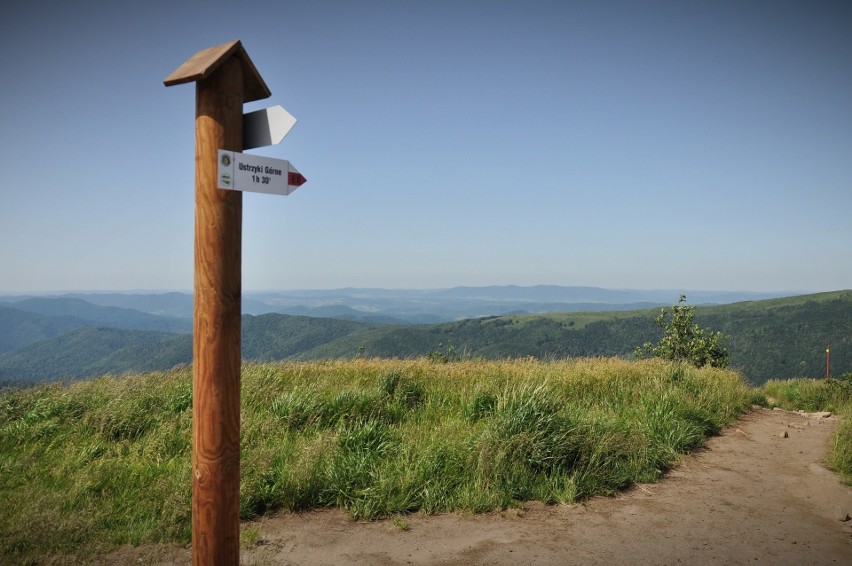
top-left (636, 295), bottom-right (729, 368)
top-left (427, 342), bottom-right (460, 363)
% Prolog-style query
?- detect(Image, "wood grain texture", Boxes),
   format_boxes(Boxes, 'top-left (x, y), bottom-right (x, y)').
top-left (192, 55), bottom-right (243, 566)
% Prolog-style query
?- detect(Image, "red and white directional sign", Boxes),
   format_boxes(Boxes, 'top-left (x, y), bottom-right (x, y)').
top-left (243, 105), bottom-right (296, 150)
top-left (217, 150), bottom-right (306, 195)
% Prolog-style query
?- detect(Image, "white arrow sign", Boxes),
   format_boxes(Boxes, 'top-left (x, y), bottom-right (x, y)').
top-left (243, 105), bottom-right (297, 150)
top-left (217, 150), bottom-right (306, 195)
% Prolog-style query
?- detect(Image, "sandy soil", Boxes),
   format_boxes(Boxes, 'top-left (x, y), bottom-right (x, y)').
top-left (104, 406), bottom-right (852, 565)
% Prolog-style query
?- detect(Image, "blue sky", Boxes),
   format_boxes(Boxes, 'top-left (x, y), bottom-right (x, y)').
top-left (1, 0), bottom-right (850, 294)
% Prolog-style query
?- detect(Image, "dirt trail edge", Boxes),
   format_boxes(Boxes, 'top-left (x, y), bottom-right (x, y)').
top-left (107, 407), bottom-right (852, 565)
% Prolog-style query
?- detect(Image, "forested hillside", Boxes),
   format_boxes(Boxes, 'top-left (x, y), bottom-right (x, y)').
top-left (0, 326), bottom-right (191, 382)
top-left (5, 297), bottom-right (192, 333)
top-left (695, 292), bottom-right (850, 383)
top-left (300, 314), bottom-right (655, 361)
top-left (0, 307), bottom-right (87, 355)
top-left (0, 291), bottom-right (848, 385)
top-left (241, 313), bottom-right (371, 360)
top-left (302, 291), bottom-right (851, 384)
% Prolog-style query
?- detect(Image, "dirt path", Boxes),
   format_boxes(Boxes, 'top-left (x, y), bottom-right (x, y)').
top-left (108, 407), bottom-right (852, 565)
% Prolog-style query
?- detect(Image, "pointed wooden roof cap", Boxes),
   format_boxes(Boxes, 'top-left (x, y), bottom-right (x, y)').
top-left (164, 40), bottom-right (271, 102)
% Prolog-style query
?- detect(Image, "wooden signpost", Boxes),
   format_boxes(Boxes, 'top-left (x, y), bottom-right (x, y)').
top-left (164, 40), bottom-right (304, 565)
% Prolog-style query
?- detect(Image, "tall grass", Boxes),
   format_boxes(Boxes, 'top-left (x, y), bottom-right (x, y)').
top-left (0, 368), bottom-right (194, 561)
top-left (759, 375), bottom-right (852, 483)
top-left (0, 358), bottom-right (752, 561)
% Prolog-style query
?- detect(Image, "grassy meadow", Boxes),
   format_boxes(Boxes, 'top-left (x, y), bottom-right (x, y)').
top-left (0, 357), bottom-right (833, 562)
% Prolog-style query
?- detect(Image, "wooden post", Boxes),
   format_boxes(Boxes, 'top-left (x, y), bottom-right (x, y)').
top-left (164, 41), bottom-right (271, 565)
top-left (192, 56), bottom-right (243, 565)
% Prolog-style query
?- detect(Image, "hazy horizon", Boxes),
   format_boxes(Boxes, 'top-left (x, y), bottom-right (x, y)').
top-left (0, 284), bottom-right (834, 298)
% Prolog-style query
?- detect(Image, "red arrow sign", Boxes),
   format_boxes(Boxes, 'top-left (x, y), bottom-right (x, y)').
top-left (288, 171), bottom-right (307, 187)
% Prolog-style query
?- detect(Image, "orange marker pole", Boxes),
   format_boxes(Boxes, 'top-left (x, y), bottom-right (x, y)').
top-left (826, 346), bottom-right (830, 380)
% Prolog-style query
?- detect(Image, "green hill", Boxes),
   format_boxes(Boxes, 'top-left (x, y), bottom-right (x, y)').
top-left (241, 313), bottom-right (372, 360)
top-left (0, 314), bottom-right (372, 383)
top-left (298, 313), bottom-right (654, 361)
top-left (692, 291), bottom-right (851, 383)
top-left (0, 326), bottom-right (192, 382)
top-left (7, 297), bottom-right (192, 333)
top-left (300, 291), bottom-right (851, 385)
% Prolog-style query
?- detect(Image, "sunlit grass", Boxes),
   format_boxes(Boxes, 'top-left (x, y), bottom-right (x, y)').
top-left (0, 358), bottom-right (752, 561)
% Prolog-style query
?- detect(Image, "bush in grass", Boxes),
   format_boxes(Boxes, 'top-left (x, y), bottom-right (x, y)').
top-left (636, 295), bottom-right (729, 368)
top-left (486, 382), bottom-right (580, 476)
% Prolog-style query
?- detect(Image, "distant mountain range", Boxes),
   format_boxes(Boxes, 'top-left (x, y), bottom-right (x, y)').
top-left (0, 288), bottom-right (847, 386)
top-left (1, 286), bottom-right (793, 324)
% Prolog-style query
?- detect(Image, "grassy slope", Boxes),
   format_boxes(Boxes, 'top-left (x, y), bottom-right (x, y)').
top-left (0, 358), bottom-right (752, 561)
